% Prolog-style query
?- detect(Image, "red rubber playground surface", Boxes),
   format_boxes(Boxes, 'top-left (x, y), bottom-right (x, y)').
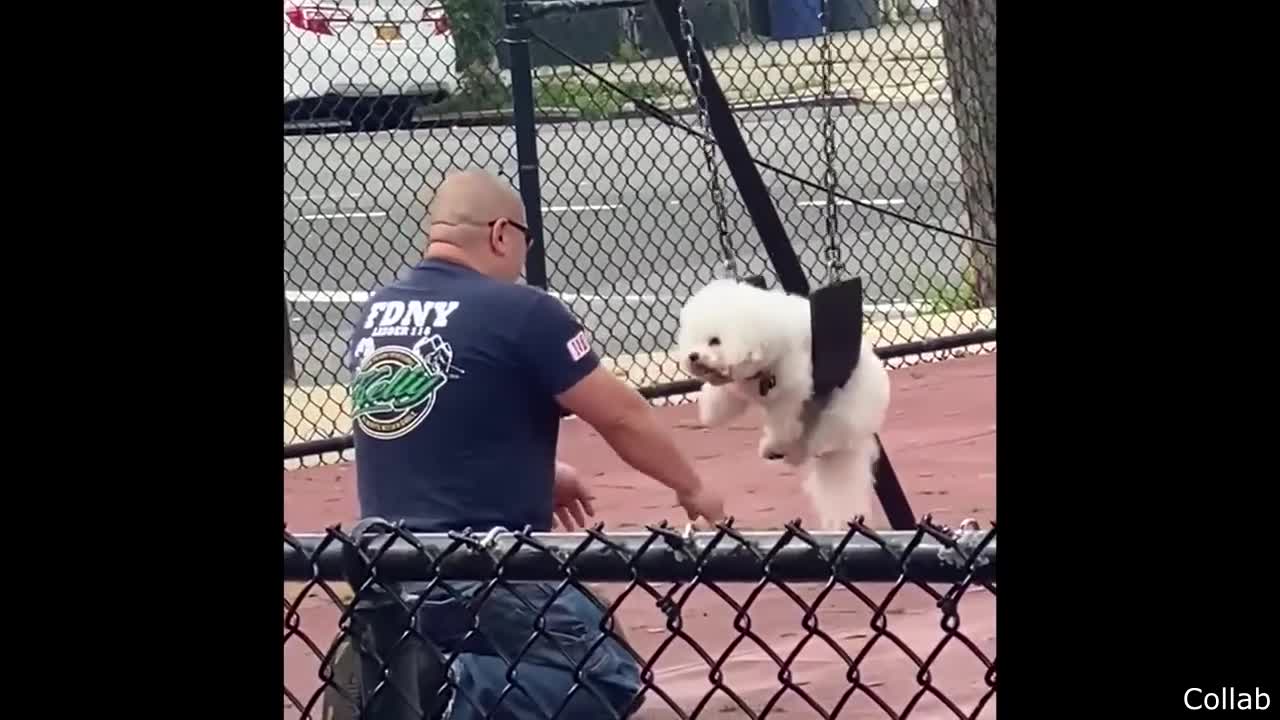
top-left (284, 351), bottom-right (996, 719)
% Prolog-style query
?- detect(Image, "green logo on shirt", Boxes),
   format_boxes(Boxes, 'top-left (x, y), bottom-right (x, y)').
top-left (351, 340), bottom-right (455, 440)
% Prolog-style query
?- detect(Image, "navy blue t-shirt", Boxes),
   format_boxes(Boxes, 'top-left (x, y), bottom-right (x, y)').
top-left (345, 259), bottom-right (600, 532)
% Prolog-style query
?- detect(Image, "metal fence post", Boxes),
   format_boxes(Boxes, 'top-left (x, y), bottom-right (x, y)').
top-left (284, 295), bottom-right (296, 384)
top-left (505, 0), bottom-right (549, 290)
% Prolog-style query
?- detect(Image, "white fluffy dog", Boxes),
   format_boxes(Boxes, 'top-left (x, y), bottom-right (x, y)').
top-left (676, 279), bottom-right (891, 529)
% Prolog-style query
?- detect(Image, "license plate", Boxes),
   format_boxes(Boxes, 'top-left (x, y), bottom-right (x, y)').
top-left (375, 24), bottom-right (401, 42)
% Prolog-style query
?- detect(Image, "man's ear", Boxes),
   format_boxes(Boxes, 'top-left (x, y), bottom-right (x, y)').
top-left (488, 223), bottom-right (506, 256)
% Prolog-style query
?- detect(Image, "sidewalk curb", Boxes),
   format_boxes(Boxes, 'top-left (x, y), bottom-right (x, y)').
top-left (290, 84), bottom-right (942, 135)
top-left (861, 83), bottom-right (950, 108)
top-left (409, 106), bottom-right (586, 126)
top-left (288, 86), bottom-right (943, 135)
top-left (406, 84), bottom-right (943, 128)
top-left (610, 91), bottom-right (866, 120)
top-left (405, 91), bottom-right (872, 130)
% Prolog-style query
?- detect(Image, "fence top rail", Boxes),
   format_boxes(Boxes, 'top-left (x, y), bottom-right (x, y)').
top-left (284, 519), bottom-right (995, 585)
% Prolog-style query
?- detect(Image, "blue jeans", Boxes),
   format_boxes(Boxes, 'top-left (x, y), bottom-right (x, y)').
top-left (353, 581), bottom-right (642, 720)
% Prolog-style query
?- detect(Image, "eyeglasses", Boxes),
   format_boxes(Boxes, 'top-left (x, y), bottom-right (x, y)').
top-left (430, 219), bottom-right (532, 249)
top-left (489, 218), bottom-right (532, 248)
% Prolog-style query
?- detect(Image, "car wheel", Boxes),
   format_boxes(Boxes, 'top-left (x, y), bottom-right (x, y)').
top-left (284, 96), bottom-right (345, 133)
top-left (344, 97), bottom-right (423, 132)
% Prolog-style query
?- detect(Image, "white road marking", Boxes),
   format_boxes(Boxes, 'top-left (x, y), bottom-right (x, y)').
top-left (542, 203), bottom-right (619, 213)
top-left (798, 199), bottom-right (854, 207)
top-left (551, 292), bottom-right (676, 303)
top-left (285, 289), bottom-right (930, 315)
top-left (866, 300), bottom-right (930, 314)
top-left (798, 197), bottom-right (906, 208)
top-left (288, 191), bottom-right (365, 203)
top-left (288, 290), bottom-right (372, 303)
top-left (293, 210), bottom-right (387, 221)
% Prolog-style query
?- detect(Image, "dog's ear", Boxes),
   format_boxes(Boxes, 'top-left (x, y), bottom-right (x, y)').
top-left (743, 275), bottom-right (768, 290)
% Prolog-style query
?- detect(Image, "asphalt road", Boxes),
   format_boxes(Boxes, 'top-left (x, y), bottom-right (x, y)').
top-left (285, 100), bottom-right (973, 387)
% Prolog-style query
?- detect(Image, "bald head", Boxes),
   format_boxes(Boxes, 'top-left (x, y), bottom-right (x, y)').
top-left (427, 169), bottom-right (525, 239)
top-left (423, 169), bottom-right (530, 282)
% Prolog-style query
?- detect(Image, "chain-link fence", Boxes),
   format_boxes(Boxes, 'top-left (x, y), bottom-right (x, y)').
top-left (284, 516), bottom-right (996, 719)
top-left (284, 0), bottom-right (996, 464)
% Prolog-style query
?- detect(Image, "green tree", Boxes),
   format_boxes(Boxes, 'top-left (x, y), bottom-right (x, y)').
top-left (441, 0), bottom-right (507, 101)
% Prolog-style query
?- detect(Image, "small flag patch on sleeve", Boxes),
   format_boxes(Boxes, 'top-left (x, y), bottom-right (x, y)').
top-left (566, 330), bottom-right (591, 362)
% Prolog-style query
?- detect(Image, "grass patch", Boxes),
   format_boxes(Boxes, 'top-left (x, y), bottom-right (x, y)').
top-left (535, 76), bottom-right (684, 119)
top-left (611, 38), bottom-right (645, 65)
top-left (427, 68), bottom-right (513, 115)
top-left (917, 269), bottom-right (983, 314)
top-left (426, 71), bottom-right (684, 120)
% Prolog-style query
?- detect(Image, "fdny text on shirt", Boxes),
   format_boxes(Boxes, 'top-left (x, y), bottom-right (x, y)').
top-left (364, 300), bottom-right (460, 337)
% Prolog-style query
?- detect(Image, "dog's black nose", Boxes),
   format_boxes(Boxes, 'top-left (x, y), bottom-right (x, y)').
top-left (688, 352), bottom-right (700, 363)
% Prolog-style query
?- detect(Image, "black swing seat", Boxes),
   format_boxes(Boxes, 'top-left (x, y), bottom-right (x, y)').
top-left (809, 276), bottom-right (864, 400)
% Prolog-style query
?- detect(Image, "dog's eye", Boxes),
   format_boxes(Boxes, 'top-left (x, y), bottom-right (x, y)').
top-left (708, 337), bottom-right (720, 346)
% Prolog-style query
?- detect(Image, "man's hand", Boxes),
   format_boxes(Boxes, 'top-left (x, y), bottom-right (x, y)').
top-left (551, 461), bottom-right (596, 531)
top-left (677, 484), bottom-right (726, 527)
top-left (557, 366), bottom-right (728, 528)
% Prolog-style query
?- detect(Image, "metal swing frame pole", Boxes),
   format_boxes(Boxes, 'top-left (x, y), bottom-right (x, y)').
top-left (284, 294), bottom-right (297, 383)
top-left (652, 0), bottom-right (917, 530)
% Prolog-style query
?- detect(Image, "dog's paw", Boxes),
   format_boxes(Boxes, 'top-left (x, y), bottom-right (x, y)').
top-left (765, 411), bottom-right (805, 443)
top-left (699, 385), bottom-right (750, 427)
top-left (758, 434), bottom-right (804, 462)
top-left (782, 450), bottom-right (808, 467)
top-left (758, 436), bottom-right (788, 461)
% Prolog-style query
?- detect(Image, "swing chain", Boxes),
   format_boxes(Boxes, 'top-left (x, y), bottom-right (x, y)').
top-left (676, 0), bottom-right (736, 279)
top-left (819, 0), bottom-right (844, 281)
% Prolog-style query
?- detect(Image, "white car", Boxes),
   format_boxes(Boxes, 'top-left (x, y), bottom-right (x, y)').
top-left (284, 1), bottom-right (458, 130)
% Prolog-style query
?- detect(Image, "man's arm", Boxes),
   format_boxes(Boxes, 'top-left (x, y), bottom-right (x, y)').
top-left (515, 292), bottom-right (724, 523)
top-left (556, 367), bottom-right (723, 523)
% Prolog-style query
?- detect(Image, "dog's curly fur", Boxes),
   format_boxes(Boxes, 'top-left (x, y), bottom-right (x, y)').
top-left (676, 279), bottom-right (891, 529)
